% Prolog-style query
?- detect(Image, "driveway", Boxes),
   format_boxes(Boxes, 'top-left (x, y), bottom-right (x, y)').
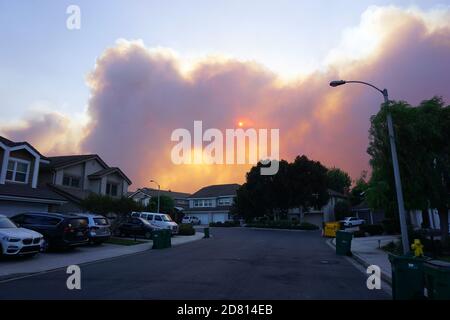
top-left (0, 228), bottom-right (390, 299)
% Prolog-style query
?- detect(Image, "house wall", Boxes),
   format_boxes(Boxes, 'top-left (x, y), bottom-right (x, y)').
top-left (0, 200), bottom-right (49, 217)
top-left (84, 159), bottom-right (105, 190)
top-left (38, 170), bottom-right (54, 186)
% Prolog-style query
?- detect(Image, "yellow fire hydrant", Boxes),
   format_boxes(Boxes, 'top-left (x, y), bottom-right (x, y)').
top-left (411, 239), bottom-right (424, 257)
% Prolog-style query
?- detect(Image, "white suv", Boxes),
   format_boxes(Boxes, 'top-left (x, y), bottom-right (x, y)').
top-left (0, 214), bottom-right (43, 257)
top-left (182, 216), bottom-right (201, 225)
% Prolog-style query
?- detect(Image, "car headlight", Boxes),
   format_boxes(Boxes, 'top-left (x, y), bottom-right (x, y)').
top-left (2, 236), bottom-right (21, 242)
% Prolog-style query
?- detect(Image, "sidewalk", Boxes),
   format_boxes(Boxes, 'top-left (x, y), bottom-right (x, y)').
top-left (330, 235), bottom-right (399, 284)
top-left (0, 232), bottom-right (204, 279)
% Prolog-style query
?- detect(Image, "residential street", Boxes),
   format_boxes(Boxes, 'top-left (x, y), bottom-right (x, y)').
top-left (0, 228), bottom-right (390, 299)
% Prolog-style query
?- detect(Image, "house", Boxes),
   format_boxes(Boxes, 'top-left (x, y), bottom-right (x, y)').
top-left (183, 184), bottom-right (240, 224)
top-left (288, 189), bottom-right (348, 226)
top-left (128, 188), bottom-right (190, 211)
top-left (0, 136), bottom-right (66, 216)
top-left (352, 201), bottom-right (385, 225)
top-left (39, 154), bottom-right (132, 212)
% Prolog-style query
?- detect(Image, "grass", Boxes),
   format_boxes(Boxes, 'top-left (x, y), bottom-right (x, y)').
top-left (106, 237), bottom-right (147, 246)
top-left (437, 256), bottom-right (450, 263)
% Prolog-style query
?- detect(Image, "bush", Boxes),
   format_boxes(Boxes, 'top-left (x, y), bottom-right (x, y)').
top-left (382, 219), bottom-right (400, 235)
top-left (360, 224), bottom-right (384, 236)
top-left (245, 220), bottom-right (319, 230)
top-left (178, 224), bottom-right (196, 236)
top-left (353, 230), bottom-right (367, 238)
top-left (209, 221), bottom-right (240, 227)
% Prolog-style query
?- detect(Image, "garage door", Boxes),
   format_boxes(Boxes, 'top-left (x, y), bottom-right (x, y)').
top-left (192, 214), bottom-right (209, 225)
top-left (211, 213), bottom-right (228, 223)
top-left (0, 200), bottom-right (49, 217)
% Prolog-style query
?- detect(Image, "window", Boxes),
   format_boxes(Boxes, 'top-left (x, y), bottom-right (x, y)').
top-left (154, 215), bottom-right (162, 221)
top-left (6, 158), bottom-right (30, 183)
top-left (218, 198), bottom-right (232, 206)
top-left (62, 175), bottom-right (81, 188)
top-left (193, 199), bottom-right (214, 208)
top-left (106, 183), bottom-right (119, 196)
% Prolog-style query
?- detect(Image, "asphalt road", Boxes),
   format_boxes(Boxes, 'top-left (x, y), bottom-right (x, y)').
top-left (0, 228), bottom-right (390, 299)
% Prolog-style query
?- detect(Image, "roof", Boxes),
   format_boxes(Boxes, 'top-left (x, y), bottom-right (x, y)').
top-left (327, 189), bottom-right (347, 198)
top-left (88, 167), bottom-right (132, 185)
top-left (0, 136), bottom-right (48, 160)
top-left (41, 155), bottom-right (132, 185)
top-left (47, 184), bottom-right (95, 204)
top-left (0, 184), bottom-right (66, 203)
top-left (131, 188), bottom-right (190, 200)
top-left (189, 184), bottom-right (240, 199)
top-left (352, 200), bottom-right (371, 211)
top-left (42, 154), bottom-right (107, 170)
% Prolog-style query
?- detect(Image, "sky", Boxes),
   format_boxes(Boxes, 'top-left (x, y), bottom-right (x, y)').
top-left (1, 0), bottom-right (450, 192)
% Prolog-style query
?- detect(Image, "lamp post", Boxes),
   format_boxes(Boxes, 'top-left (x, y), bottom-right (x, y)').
top-left (329, 80), bottom-right (410, 254)
top-left (150, 179), bottom-right (161, 213)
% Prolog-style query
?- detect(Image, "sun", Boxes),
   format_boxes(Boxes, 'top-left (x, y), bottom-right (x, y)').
top-left (238, 121), bottom-right (244, 127)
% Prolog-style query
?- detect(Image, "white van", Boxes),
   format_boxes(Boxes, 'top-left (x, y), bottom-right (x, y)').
top-left (131, 212), bottom-right (179, 234)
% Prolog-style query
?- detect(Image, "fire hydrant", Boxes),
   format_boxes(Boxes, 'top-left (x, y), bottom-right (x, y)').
top-left (411, 239), bottom-right (424, 257)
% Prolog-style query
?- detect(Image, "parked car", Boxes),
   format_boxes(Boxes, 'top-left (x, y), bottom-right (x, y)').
top-left (182, 216), bottom-right (201, 225)
top-left (341, 216), bottom-right (366, 227)
top-left (0, 214), bottom-right (43, 257)
top-left (77, 213), bottom-right (111, 245)
top-left (131, 212), bottom-right (179, 234)
top-left (115, 217), bottom-right (154, 239)
top-left (10, 212), bottom-right (89, 251)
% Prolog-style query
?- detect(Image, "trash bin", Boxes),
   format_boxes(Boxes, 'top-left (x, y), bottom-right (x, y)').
top-left (204, 227), bottom-right (210, 239)
top-left (335, 231), bottom-right (352, 256)
top-left (388, 254), bottom-right (429, 300)
top-left (423, 260), bottom-right (450, 300)
top-left (152, 230), bottom-right (165, 249)
top-left (163, 229), bottom-right (172, 248)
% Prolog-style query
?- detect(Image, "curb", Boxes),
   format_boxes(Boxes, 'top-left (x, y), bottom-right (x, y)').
top-left (327, 238), bottom-right (392, 286)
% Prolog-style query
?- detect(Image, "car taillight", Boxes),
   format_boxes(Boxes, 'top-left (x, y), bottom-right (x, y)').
top-left (64, 227), bottom-right (73, 233)
top-left (90, 226), bottom-right (99, 231)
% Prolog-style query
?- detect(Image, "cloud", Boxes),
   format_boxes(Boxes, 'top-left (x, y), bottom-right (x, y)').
top-left (0, 110), bottom-right (83, 155)
top-left (3, 5), bottom-right (450, 192)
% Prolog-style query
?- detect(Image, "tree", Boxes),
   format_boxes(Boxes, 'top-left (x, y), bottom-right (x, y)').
top-left (334, 200), bottom-right (352, 221)
top-left (367, 97), bottom-right (450, 247)
top-left (350, 171), bottom-right (369, 206)
top-left (326, 167), bottom-right (351, 194)
top-left (146, 195), bottom-right (175, 216)
top-left (232, 155), bottom-right (329, 222)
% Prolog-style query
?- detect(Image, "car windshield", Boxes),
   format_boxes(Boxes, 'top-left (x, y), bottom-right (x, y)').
top-left (94, 218), bottom-right (109, 226)
top-left (162, 215), bottom-right (173, 222)
top-left (0, 217), bottom-right (17, 229)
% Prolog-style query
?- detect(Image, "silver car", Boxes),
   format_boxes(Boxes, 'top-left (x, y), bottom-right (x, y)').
top-left (77, 213), bottom-right (111, 244)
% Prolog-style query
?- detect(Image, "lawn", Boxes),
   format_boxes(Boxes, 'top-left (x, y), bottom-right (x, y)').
top-left (106, 237), bottom-right (147, 246)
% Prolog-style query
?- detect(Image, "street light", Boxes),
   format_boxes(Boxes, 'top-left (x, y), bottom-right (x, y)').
top-left (150, 179), bottom-right (161, 213)
top-left (329, 79), bottom-right (410, 254)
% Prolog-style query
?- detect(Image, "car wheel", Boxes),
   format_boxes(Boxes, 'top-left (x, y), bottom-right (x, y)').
top-left (144, 231), bottom-right (152, 239)
top-left (0, 244), bottom-right (4, 259)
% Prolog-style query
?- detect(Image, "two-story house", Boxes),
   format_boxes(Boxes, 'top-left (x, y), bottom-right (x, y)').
top-left (40, 154), bottom-right (132, 212)
top-left (128, 188), bottom-right (190, 211)
top-left (183, 184), bottom-right (240, 224)
top-left (0, 136), bottom-right (66, 216)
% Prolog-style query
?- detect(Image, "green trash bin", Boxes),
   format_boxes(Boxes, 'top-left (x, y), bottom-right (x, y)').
top-left (152, 230), bottom-right (165, 249)
top-left (335, 231), bottom-right (352, 256)
top-left (204, 227), bottom-right (210, 239)
top-left (388, 254), bottom-right (429, 300)
top-left (164, 229), bottom-right (172, 248)
top-left (423, 260), bottom-right (450, 300)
